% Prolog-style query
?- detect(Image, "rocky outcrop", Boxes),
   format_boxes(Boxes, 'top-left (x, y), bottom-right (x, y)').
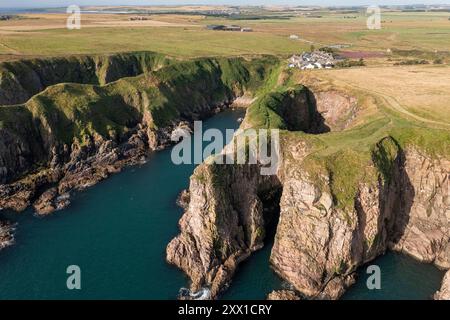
top-left (435, 270), bottom-right (450, 300)
top-left (271, 140), bottom-right (449, 299)
top-left (269, 142), bottom-right (388, 299)
top-left (33, 188), bottom-right (70, 216)
top-left (166, 84), bottom-right (449, 300)
top-left (307, 90), bottom-right (358, 132)
top-left (389, 148), bottom-right (450, 268)
top-left (267, 290), bottom-right (301, 300)
top-left (0, 220), bottom-right (15, 250)
top-left (167, 163), bottom-right (281, 298)
top-left (176, 190), bottom-right (190, 210)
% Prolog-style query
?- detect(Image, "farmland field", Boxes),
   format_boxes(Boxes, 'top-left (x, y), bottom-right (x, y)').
top-left (1, 9), bottom-right (449, 59)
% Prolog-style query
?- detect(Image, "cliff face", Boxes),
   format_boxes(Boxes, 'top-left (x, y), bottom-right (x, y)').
top-left (389, 148), bottom-right (450, 268)
top-left (167, 164), bottom-right (281, 298)
top-left (0, 51), bottom-right (169, 106)
top-left (0, 56), bottom-right (279, 215)
top-left (166, 84), bottom-right (449, 300)
top-left (271, 140), bottom-right (449, 299)
top-left (168, 134), bottom-right (449, 300)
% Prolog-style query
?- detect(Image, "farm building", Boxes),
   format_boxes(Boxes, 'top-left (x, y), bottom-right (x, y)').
top-left (206, 25), bottom-right (252, 32)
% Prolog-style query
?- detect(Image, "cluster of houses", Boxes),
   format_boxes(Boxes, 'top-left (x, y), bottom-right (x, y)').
top-left (288, 51), bottom-right (340, 70)
top-left (206, 25), bottom-right (253, 32)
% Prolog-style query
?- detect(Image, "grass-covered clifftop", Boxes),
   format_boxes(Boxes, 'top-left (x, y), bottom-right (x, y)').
top-left (0, 55), bottom-right (280, 184)
top-left (0, 51), bottom-right (170, 106)
top-left (240, 74), bottom-right (450, 214)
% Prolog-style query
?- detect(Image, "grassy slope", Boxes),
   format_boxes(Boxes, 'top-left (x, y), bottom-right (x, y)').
top-left (0, 55), bottom-right (279, 148)
top-left (0, 51), bottom-right (170, 106)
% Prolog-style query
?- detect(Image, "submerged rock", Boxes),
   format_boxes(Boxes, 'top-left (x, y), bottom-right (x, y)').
top-left (0, 220), bottom-right (15, 250)
top-left (179, 287), bottom-right (211, 300)
top-left (34, 188), bottom-right (71, 216)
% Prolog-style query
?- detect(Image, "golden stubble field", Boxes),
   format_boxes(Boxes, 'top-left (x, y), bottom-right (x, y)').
top-left (319, 65), bottom-right (450, 125)
top-left (0, 13), bottom-right (200, 32)
top-left (292, 64), bottom-right (450, 129)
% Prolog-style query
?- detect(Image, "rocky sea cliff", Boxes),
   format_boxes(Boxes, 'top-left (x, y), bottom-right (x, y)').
top-left (166, 83), bottom-right (450, 300)
top-left (0, 52), bottom-right (448, 300)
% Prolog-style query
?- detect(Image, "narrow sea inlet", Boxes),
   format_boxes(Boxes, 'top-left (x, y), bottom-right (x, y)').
top-left (0, 109), bottom-right (444, 300)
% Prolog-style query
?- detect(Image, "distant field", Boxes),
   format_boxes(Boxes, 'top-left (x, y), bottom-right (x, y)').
top-left (0, 27), bottom-right (306, 59)
top-left (0, 9), bottom-right (449, 60)
top-left (0, 13), bottom-right (306, 59)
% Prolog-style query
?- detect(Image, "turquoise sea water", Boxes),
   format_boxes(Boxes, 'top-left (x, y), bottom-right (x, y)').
top-left (343, 252), bottom-right (445, 300)
top-left (0, 109), bottom-right (444, 300)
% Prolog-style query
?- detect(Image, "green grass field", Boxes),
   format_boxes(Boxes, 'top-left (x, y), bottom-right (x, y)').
top-left (0, 9), bottom-right (449, 59)
top-left (0, 26), bottom-right (306, 58)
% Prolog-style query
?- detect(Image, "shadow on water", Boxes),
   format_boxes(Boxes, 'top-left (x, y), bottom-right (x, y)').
top-left (343, 252), bottom-right (445, 300)
top-left (221, 187), bottom-right (285, 300)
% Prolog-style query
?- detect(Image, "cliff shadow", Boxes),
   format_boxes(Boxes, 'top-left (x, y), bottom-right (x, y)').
top-left (304, 88), bottom-right (331, 134)
top-left (347, 139), bottom-right (415, 298)
top-left (384, 146), bottom-right (415, 248)
top-left (258, 185), bottom-right (283, 242)
top-left (359, 138), bottom-right (415, 260)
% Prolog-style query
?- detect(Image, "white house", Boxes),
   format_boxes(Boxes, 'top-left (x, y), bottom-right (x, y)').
top-left (301, 63), bottom-right (315, 70)
top-left (314, 62), bottom-right (323, 69)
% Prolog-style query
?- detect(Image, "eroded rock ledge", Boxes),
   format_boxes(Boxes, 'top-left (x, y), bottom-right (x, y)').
top-left (0, 103), bottom-right (231, 216)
